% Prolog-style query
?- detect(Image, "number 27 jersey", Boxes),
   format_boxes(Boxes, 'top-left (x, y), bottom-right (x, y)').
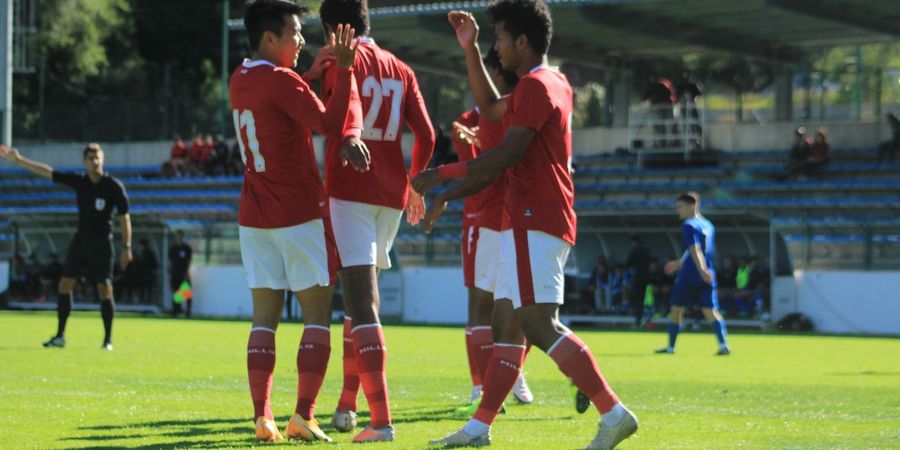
top-left (322, 39), bottom-right (434, 210)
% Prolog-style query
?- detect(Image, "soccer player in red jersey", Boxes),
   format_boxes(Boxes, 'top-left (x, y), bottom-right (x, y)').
top-left (229, 0), bottom-right (367, 443)
top-left (432, 48), bottom-right (535, 413)
top-left (415, 2), bottom-right (638, 448)
top-left (310, 0), bottom-right (436, 442)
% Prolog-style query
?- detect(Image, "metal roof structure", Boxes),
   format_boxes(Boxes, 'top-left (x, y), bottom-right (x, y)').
top-left (229, 0), bottom-right (900, 74)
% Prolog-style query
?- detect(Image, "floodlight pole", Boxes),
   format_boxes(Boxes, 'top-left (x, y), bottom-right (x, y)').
top-left (0, 0), bottom-right (13, 146)
top-left (220, 0), bottom-right (229, 137)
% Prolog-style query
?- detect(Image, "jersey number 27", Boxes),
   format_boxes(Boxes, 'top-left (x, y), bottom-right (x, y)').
top-left (361, 76), bottom-right (403, 142)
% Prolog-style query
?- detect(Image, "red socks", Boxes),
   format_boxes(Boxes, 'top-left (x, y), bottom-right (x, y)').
top-left (337, 316), bottom-right (360, 412)
top-left (352, 324), bottom-right (391, 428)
top-left (470, 326), bottom-right (493, 385)
top-left (295, 326), bottom-right (331, 420)
top-left (465, 327), bottom-right (482, 387)
top-left (473, 343), bottom-right (526, 426)
top-left (247, 328), bottom-right (276, 420)
top-left (548, 333), bottom-right (620, 413)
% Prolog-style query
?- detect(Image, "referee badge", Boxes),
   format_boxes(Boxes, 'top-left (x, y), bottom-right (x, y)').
top-left (95, 198), bottom-right (106, 211)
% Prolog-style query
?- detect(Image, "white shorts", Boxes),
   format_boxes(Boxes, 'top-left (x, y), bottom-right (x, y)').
top-left (239, 219), bottom-right (336, 291)
top-left (494, 229), bottom-right (571, 309)
top-left (330, 197), bottom-right (403, 270)
top-left (473, 227), bottom-right (502, 293)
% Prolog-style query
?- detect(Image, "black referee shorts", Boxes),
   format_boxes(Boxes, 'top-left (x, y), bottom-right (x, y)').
top-left (62, 233), bottom-right (114, 284)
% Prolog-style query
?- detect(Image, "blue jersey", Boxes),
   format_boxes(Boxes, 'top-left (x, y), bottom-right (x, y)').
top-left (677, 216), bottom-right (716, 286)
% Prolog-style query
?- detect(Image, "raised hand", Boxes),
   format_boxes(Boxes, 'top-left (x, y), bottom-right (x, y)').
top-left (422, 197), bottom-right (448, 234)
top-left (406, 189), bottom-right (426, 226)
top-left (411, 168), bottom-right (443, 194)
top-left (305, 45), bottom-right (334, 81)
top-left (340, 136), bottom-right (371, 172)
top-left (448, 11), bottom-right (479, 50)
top-left (331, 24), bottom-right (359, 69)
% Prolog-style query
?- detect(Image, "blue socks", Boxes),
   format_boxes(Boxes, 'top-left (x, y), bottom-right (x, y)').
top-left (713, 320), bottom-right (729, 349)
top-left (667, 322), bottom-right (680, 351)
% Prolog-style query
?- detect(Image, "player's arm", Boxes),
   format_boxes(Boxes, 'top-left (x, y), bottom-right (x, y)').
top-left (411, 126), bottom-right (534, 194)
top-left (403, 72), bottom-right (437, 226)
top-left (448, 11), bottom-right (507, 121)
top-left (115, 180), bottom-right (132, 269)
top-left (423, 173), bottom-right (497, 234)
top-left (119, 214), bottom-right (133, 269)
top-left (0, 145), bottom-right (53, 179)
top-left (689, 243), bottom-right (713, 284)
top-left (317, 48), bottom-right (370, 173)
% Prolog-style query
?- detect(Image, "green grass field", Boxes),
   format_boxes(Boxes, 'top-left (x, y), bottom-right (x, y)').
top-left (1, 311), bottom-right (898, 449)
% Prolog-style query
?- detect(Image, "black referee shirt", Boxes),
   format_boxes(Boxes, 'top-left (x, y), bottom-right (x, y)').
top-left (52, 171), bottom-right (129, 237)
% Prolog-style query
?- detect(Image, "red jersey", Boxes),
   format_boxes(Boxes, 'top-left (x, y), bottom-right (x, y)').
top-left (503, 67), bottom-right (576, 245)
top-left (322, 39), bottom-right (435, 210)
top-left (229, 59), bottom-right (359, 228)
top-left (474, 111), bottom-right (507, 232)
top-left (453, 108), bottom-right (481, 222)
top-left (188, 139), bottom-right (204, 162)
top-left (171, 140), bottom-right (186, 159)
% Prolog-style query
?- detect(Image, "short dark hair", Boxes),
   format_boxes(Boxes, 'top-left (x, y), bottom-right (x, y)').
top-left (676, 192), bottom-right (700, 205)
top-left (483, 47), bottom-right (519, 89)
top-left (244, 0), bottom-right (309, 51)
top-left (319, 0), bottom-right (369, 36)
top-left (486, 0), bottom-right (553, 55)
top-left (83, 142), bottom-right (103, 159)
top-left (630, 234), bottom-right (641, 243)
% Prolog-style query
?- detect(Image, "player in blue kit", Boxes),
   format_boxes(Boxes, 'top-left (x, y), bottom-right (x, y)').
top-left (657, 192), bottom-right (731, 355)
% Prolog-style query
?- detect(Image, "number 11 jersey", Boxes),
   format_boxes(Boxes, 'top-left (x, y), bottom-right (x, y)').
top-left (321, 38), bottom-right (435, 210)
top-left (229, 59), bottom-right (359, 229)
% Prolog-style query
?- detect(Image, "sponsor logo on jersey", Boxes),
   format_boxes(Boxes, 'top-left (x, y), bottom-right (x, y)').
top-left (95, 198), bottom-right (106, 211)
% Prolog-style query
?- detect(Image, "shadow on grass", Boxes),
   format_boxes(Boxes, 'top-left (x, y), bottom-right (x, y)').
top-left (64, 405), bottom-right (562, 448)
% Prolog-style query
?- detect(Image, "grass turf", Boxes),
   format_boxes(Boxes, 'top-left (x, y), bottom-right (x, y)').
top-left (0, 311), bottom-right (898, 449)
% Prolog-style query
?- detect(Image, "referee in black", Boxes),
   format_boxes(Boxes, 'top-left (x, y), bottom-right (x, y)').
top-left (1, 143), bottom-right (132, 350)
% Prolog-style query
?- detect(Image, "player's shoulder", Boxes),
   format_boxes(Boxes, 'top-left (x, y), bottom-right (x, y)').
top-left (365, 41), bottom-right (416, 78)
top-left (105, 175), bottom-right (127, 190)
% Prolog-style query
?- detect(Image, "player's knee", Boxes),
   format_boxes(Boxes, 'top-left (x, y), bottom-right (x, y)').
top-left (96, 283), bottom-right (114, 300)
top-left (516, 307), bottom-right (562, 351)
top-left (57, 278), bottom-right (75, 295)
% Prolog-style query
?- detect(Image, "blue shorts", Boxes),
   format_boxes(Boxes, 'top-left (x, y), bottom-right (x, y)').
top-left (670, 280), bottom-right (719, 309)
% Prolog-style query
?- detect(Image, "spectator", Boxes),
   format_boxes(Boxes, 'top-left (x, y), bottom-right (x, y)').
top-left (136, 239), bottom-right (159, 304)
top-left (640, 258), bottom-right (664, 327)
top-left (717, 256), bottom-right (738, 315)
top-left (643, 77), bottom-right (677, 148)
top-left (583, 256), bottom-right (610, 313)
top-left (208, 134), bottom-right (229, 175)
top-left (188, 134), bottom-right (205, 174)
top-left (734, 257), bottom-right (754, 317)
top-left (41, 252), bottom-right (63, 300)
top-left (625, 234), bottom-right (651, 328)
top-left (168, 230), bottom-right (193, 317)
top-left (677, 71), bottom-right (703, 148)
top-left (163, 134), bottom-right (188, 177)
top-left (877, 113), bottom-right (900, 164)
top-left (776, 127), bottom-right (829, 181)
top-left (610, 264), bottom-right (626, 314)
top-left (201, 134), bottom-right (215, 173)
